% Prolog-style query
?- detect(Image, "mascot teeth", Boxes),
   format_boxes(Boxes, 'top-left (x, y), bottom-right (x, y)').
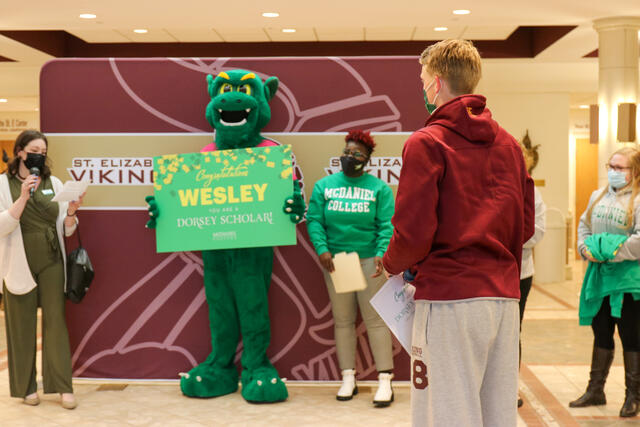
top-left (219, 109), bottom-right (250, 127)
top-left (271, 378), bottom-right (277, 384)
top-left (220, 118), bottom-right (247, 127)
top-left (257, 380), bottom-right (263, 386)
top-left (196, 376), bottom-right (202, 382)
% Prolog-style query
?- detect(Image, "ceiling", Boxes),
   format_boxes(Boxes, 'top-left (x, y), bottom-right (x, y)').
top-left (0, 0), bottom-right (639, 112)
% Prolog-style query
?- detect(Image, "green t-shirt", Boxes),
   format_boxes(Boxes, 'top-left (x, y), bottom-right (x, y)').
top-left (306, 171), bottom-right (394, 258)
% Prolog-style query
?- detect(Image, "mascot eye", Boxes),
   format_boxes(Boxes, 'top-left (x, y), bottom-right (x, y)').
top-left (219, 84), bottom-right (233, 94)
top-left (238, 84), bottom-right (252, 95)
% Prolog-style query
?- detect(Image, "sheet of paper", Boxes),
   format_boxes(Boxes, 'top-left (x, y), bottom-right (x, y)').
top-left (329, 252), bottom-right (367, 294)
top-left (369, 275), bottom-right (416, 355)
top-left (51, 180), bottom-right (89, 202)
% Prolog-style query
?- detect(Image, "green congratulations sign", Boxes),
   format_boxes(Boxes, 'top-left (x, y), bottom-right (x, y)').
top-left (153, 145), bottom-right (296, 252)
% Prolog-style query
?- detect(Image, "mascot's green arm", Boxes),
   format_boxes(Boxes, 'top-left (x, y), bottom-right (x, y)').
top-left (145, 195), bottom-right (158, 229)
top-left (283, 179), bottom-right (305, 223)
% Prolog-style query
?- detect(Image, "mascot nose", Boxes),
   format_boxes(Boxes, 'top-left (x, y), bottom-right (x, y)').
top-left (221, 99), bottom-right (226, 103)
top-left (236, 99), bottom-right (242, 103)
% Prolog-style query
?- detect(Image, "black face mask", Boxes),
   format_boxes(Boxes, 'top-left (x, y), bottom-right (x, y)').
top-left (340, 155), bottom-right (367, 177)
top-left (24, 153), bottom-right (46, 171)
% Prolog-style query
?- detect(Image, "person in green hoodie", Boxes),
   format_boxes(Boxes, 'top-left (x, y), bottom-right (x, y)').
top-left (306, 130), bottom-right (395, 407)
top-left (571, 146), bottom-right (640, 418)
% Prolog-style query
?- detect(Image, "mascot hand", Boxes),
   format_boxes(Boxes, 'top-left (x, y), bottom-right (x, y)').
top-left (145, 195), bottom-right (159, 229)
top-left (283, 180), bottom-right (305, 223)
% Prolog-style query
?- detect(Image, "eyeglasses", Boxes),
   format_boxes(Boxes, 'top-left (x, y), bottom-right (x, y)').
top-left (342, 149), bottom-right (366, 160)
top-left (606, 163), bottom-right (631, 172)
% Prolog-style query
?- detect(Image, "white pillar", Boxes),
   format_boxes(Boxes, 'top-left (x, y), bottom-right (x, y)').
top-left (593, 17), bottom-right (640, 187)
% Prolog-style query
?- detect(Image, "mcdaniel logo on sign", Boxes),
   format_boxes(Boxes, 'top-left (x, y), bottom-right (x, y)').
top-left (324, 157), bottom-right (402, 185)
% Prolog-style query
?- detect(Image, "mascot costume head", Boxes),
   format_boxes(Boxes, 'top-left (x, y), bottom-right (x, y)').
top-left (146, 69), bottom-right (305, 403)
top-left (205, 70), bottom-right (279, 150)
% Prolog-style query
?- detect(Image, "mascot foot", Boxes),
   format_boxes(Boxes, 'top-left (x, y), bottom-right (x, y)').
top-left (241, 368), bottom-right (288, 403)
top-left (180, 364), bottom-right (238, 398)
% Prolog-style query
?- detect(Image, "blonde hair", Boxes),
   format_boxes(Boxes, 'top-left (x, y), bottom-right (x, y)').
top-left (419, 39), bottom-right (482, 95)
top-left (586, 146), bottom-right (640, 229)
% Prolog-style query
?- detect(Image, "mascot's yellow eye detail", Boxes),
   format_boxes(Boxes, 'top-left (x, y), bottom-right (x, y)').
top-left (219, 83), bottom-right (233, 94)
top-left (238, 84), bottom-right (252, 95)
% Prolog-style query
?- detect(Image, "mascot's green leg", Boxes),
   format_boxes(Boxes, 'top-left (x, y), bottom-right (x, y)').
top-left (233, 247), bottom-right (288, 403)
top-left (180, 250), bottom-right (240, 398)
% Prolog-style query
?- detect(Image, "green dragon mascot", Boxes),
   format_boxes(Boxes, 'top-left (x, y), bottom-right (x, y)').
top-left (145, 70), bottom-right (305, 403)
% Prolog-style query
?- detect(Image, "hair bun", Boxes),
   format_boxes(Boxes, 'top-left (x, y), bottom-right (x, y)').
top-left (345, 130), bottom-right (375, 152)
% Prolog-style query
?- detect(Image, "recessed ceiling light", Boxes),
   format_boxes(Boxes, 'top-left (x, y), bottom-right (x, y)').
top-left (282, 28), bottom-right (296, 33)
top-left (434, 27), bottom-right (448, 31)
top-left (34, 107), bottom-right (39, 111)
top-left (579, 105), bottom-right (590, 109)
top-left (262, 12), bottom-right (279, 18)
top-left (453, 9), bottom-right (471, 15)
top-left (133, 29), bottom-right (148, 34)
top-left (79, 13), bottom-right (97, 19)
top-left (0, 99), bottom-right (7, 103)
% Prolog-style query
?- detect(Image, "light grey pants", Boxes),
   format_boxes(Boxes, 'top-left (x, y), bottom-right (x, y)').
top-left (324, 257), bottom-right (394, 372)
top-left (411, 299), bottom-right (519, 427)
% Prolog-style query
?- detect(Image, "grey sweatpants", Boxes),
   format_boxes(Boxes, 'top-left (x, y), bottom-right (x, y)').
top-left (411, 299), bottom-right (519, 427)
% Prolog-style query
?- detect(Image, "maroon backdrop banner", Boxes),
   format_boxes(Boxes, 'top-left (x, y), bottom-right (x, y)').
top-left (41, 57), bottom-right (427, 380)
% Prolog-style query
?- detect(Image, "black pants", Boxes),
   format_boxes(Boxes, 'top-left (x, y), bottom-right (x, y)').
top-left (518, 276), bottom-right (533, 366)
top-left (592, 294), bottom-right (640, 352)
top-left (519, 276), bottom-right (533, 328)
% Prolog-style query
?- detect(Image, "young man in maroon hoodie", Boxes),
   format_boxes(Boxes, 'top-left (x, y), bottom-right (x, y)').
top-left (382, 40), bottom-right (535, 426)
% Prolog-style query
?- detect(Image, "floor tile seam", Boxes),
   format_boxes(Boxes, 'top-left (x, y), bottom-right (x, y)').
top-left (573, 415), bottom-right (635, 420)
top-left (520, 376), bottom-right (560, 426)
top-left (520, 364), bottom-right (581, 427)
top-left (68, 379), bottom-right (412, 387)
top-left (518, 391), bottom-right (549, 426)
top-left (531, 285), bottom-right (577, 310)
top-left (527, 363), bottom-right (625, 367)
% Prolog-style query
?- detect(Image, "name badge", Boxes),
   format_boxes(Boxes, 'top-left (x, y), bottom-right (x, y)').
top-left (42, 189), bottom-right (54, 195)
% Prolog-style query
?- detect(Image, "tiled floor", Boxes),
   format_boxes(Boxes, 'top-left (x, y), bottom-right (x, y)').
top-left (0, 260), bottom-right (639, 426)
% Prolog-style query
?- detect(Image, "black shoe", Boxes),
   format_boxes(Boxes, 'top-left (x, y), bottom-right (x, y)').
top-left (336, 386), bottom-right (358, 401)
top-left (518, 397), bottom-right (523, 408)
top-left (569, 346), bottom-right (614, 408)
top-left (620, 351), bottom-right (640, 418)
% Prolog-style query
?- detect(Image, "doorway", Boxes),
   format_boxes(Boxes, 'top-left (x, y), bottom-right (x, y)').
top-left (574, 137), bottom-right (599, 258)
top-left (0, 140), bottom-right (13, 174)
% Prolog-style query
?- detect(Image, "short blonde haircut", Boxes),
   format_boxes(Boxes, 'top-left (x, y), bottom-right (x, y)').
top-left (419, 39), bottom-right (482, 95)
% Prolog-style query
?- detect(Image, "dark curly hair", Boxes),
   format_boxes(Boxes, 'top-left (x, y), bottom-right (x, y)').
top-left (345, 130), bottom-right (375, 155)
top-left (7, 130), bottom-right (51, 180)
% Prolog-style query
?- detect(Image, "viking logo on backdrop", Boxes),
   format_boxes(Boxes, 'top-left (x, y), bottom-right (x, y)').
top-left (324, 156), bottom-right (403, 185)
top-left (68, 157), bottom-right (154, 185)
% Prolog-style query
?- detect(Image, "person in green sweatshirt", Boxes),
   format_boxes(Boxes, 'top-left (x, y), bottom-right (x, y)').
top-left (306, 130), bottom-right (395, 407)
top-left (571, 146), bottom-right (640, 418)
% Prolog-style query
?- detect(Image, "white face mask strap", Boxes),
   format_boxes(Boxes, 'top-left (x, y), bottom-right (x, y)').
top-left (425, 77), bottom-right (441, 105)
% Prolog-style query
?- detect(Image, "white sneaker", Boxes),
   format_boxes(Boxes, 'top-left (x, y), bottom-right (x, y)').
top-left (373, 372), bottom-right (394, 407)
top-left (336, 369), bottom-right (358, 401)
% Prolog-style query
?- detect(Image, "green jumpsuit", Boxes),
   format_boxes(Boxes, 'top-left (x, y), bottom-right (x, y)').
top-left (3, 175), bottom-right (73, 397)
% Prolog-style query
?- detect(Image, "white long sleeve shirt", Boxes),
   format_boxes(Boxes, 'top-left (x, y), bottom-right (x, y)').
top-left (521, 187), bottom-right (546, 279)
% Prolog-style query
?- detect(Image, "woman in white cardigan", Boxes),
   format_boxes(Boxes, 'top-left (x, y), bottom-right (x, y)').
top-left (0, 130), bottom-right (83, 409)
